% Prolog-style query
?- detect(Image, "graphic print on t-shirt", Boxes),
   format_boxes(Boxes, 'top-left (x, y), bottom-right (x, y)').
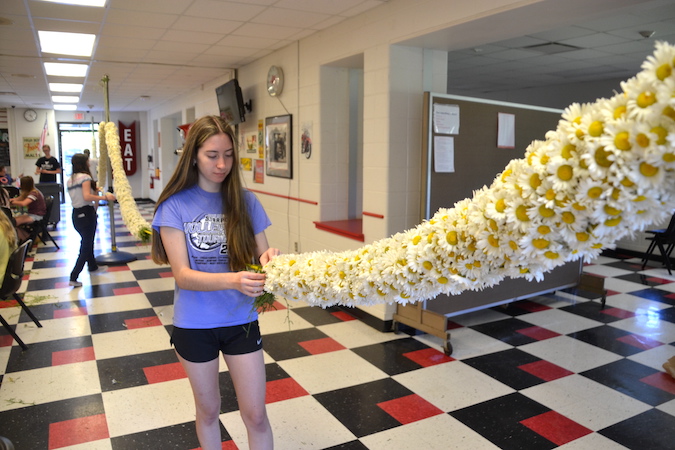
top-left (184, 213), bottom-right (229, 262)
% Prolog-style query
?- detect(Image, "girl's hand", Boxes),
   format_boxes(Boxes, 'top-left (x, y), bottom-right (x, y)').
top-left (237, 270), bottom-right (266, 297)
top-left (259, 248), bottom-right (281, 266)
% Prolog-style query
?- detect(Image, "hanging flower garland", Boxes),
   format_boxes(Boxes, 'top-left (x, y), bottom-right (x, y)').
top-left (263, 41), bottom-right (675, 308)
top-left (102, 121), bottom-right (152, 243)
top-left (97, 125), bottom-right (109, 190)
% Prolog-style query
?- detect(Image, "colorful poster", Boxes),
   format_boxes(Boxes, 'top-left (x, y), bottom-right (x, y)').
top-left (254, 159), bottom-right (264, 183)
top-left (257, 119), bottom-right (264, 159)
top-left (23, 137), bottom-right (40, 159)
top-left (245, 132), bottom-right (257, 153)
top-left (241, 157), bottom-right (252, 171)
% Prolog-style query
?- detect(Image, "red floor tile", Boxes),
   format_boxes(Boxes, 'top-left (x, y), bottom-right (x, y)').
top-left (54, 306), bottom-right (88, 319)
top-left (617, 334), bottom-right (663, 350)
top-left (113, 286), bottom-right (144, 295)
top-left (144, 362), bottom-right (187, 384)
top-left (520, 410), bottom-right (592, 446)
top-left (0, 334), bottom-right (15, 347)
top-left (331, 310), bottom-right (356, 321)
top-left (518, 360), bottom-right (574, 381)
top-left (377, 394), bottom-right (444, 424)
top-left (159, 271), bottom-right (174, 278)
top-left (600, 307), bottom-right (635, 319)
top-left (640, 372), bottom-right (675, 395)
top-left (517, 325), bottom-right (560, 341)
top-left (266, 377), bottom-right (309, 403)
top-left (124, 316), bottom-right (163, 329)
top-left (48, 414), bottom-right (109, 449)
top-left (515, 301), bottom-right (552, 312)
top-left (298, 337), bottom-right (345, 355)
top-left (52, 347), bottom-right (96, 366)
top-left (403, 348), bottom-right (454, 367)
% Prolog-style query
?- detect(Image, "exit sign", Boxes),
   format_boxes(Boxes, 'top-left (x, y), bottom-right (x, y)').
top-left (74, 113), bottom-right (84, 120)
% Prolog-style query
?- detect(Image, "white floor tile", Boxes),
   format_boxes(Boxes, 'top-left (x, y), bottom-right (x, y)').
top-left (359, 413), bottom-right (500, 450)
top-left (92, 326), bottom-right (172, 360)
top-left (277, 349), bottom-right (387, 394)
top-left (521, 374), bottom-right (651, 431)
top-left (518, 308), bottom-right (602, 334)
top-left (393, 361), bottom-right (515, 411)
top-left (221, 396), bottom-right (357, 450)
top-left (519, 335), bottom-right (623, 373)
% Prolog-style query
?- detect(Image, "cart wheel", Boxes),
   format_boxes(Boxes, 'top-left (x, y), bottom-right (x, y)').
top-left (443, 342), bottom-right (453, 356)
top-left (392, 321), bottom-right (401, 334)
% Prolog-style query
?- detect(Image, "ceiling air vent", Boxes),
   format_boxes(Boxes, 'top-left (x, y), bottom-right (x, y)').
top-left (524, 42), bottom-right (581, 54)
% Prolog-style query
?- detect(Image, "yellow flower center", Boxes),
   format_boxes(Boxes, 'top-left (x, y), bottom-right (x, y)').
top-left (651, 126), bottom-right (667, 145)
top-left (488, 219), bottom-right (498, 232)
top-left (604, 205), bottom-right (621, 216)
top-left (538, 225), bottom-right (551, 234)
top-left (544, 251), bottom-right (559, 259)
top-left (611, 188), bottom-right (621, 201)
top-left (561, 144), bottom-right (576, 159)
top-left (633, 195), bottom-right (646, 202)
top-left (557, 165), bottom-right (573, 181)
top-left (516, 205), bottom-right (530, 222)
top-left (501, 169), bottom-right (512, 181)
top-left (545, 189), bottom-right (556, 200)
top-left (540, 154), bottom-right (550, 165)
top-left (488, 234), bottom-right (499, 247)
top-left (509, 240), bottom-right (518, 250)
top-left (538, 205), bottom-right (555, 218)
top-left (635, 133), bottom-right (650, 148)
top-left (562, 211), bottom-right (575, 224)
top-left (639, 162), bottom-right (658, 177)
top-left (446, 231), bottom-right (458, 246)
top-left (656, 63), bottom-right (672, 81)
top-left (495, 198), bottom-right (506, 213)
top-left (412, 236), bottom-right (421, 245)
top-left (438, 276), bottom-right (448, 284)
top-left (663, 106), bottom-right (675, 121)
top-left (594, 146), bottom-right (612, 167)
top-left (621, 178), bottom-right (635, 187)
top-left (572, 202), bottom-right (586, 211)
top-left (663, 153), bottom-right (675, 163)
top-left (533, 238), bottom-right (549, 249)
top-left (588, 186), bottom-right (603, 198)
top-left (637, 91), bottom-right (656, 108)
top-left (423, 261), bottom-right (433, 270)
top-left (604, 217), bottom-right (622, 227)
top-left (588, 121), bottom-right (604, 137)
top-left (614, 131), bottom-right (631, 151)
top-left (530, 173), bottom-right (541, 189)
top-left (576, 232), bottom-right (589, 242)
top-left (288, 260), bottom-right (296, 266)
top-left (613, 105), bottom-right (627, 119)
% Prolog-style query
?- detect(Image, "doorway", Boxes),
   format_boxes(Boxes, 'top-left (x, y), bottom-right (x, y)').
top-left (57, 122), bottom-right (100, 205)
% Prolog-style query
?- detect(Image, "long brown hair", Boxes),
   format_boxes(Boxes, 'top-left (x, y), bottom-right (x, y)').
top-left (17, 176), bottom-right (35, 200)
top-left (0, 207), bottom-right (17, 249)
top-left (151, 115), bottom-right (256, 271)
top-left (71, 153), bottom-right (92, 176)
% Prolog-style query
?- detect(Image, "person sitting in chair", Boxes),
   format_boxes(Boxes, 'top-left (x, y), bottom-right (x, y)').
top-left (9, 176), bottom-right (46, 242)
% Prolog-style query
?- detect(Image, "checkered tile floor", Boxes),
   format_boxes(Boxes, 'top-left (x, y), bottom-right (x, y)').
top-left (1, 200), bottom-right (674, 449)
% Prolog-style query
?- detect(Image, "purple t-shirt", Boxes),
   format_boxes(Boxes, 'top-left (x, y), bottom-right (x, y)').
top-left (152, 185), bottom-right (271, 328)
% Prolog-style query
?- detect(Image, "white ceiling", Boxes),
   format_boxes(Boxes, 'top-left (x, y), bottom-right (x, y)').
top-left (1, 0), bottom-right (675, 112)
top-left (0, 0), bottom-right (390, 111)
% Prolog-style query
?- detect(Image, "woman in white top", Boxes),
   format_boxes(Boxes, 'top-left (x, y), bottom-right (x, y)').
top-left (66, 153), bottom-right (115, 287)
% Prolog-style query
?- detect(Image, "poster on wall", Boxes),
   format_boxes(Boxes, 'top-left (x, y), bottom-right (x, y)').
top-left (244, 132), bottom-right (257, 153)
top-left (0, 129), bottom-right (9, 166)
top-left (241, 157), bottom-right (252, 171)
top-left (257, 119), bottom-right (264, 159)
top-left (23, 137), bottom-right (40, 159)
top-left (254, 159), bottom-right (264, 183)
top-left (265, 114), bottom-right (292, 179)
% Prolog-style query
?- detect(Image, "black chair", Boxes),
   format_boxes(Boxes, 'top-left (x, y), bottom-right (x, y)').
top-left (1, 206), bottom-right (15, 227)
top-left (21, 195), bottom-right (59, 249)
top-left (1, 186), bottom-right (19, 199)
top-left (641, 212), bottom-right (675, 274)
top-left (0, 240), bottom-right (41, 350)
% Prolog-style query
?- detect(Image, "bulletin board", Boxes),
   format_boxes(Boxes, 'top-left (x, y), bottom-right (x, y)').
top-left (394, 93), bottom-right (582, 353)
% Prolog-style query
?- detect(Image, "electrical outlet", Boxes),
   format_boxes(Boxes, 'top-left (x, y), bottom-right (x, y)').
top-left (294, 242), bottom-right (299, 252)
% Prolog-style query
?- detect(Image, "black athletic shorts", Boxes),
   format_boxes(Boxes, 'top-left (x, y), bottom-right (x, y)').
top-left (171, 321), bottom-right (263, 363)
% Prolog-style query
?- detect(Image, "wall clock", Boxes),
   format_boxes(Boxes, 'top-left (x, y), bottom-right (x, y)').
top-left (24, 108), bottom-right (38, 122)
top-left (266, 65), bottom-right (284, 97)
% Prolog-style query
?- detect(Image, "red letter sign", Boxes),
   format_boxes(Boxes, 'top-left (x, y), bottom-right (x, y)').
top-left (118, 121), bottom-right (137, 176)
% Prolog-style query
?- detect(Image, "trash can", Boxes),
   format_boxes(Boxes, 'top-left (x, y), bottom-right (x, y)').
top-left (36, 183), bottom-right (61, 226)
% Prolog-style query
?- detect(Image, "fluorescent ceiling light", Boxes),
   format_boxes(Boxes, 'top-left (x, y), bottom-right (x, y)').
top-left (52, 95), bottom-right (80, 103)
top-left (54, 104), bottom-right (77, 111)
top-left (49, 83), bottom-right (83, 93)
top-left (38, 0), bottom-right (107, 5)
top-left (44, 62), bottom-right (89, 77)
top-left (38, 31), bottom-right (96, 57)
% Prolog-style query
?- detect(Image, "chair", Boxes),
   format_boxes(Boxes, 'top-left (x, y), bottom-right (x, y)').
top-left (1, 206), bottom-right (15, 227)
top-left (1, 186), bottom-right (19, 199)
top-left (0, 240), bottom-right (41, 350)
top-left (641, 212), bottom-right (675, 274)
top-left (21, 195), bottom-right (59, 249)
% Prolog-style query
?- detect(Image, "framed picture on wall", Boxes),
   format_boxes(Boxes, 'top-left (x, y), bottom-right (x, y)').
top-left (265, 114), bottom-right (292, 179)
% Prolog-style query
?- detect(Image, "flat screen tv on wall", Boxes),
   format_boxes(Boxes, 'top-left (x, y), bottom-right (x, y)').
top-left (216, 79), bottom-right (246, 125)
